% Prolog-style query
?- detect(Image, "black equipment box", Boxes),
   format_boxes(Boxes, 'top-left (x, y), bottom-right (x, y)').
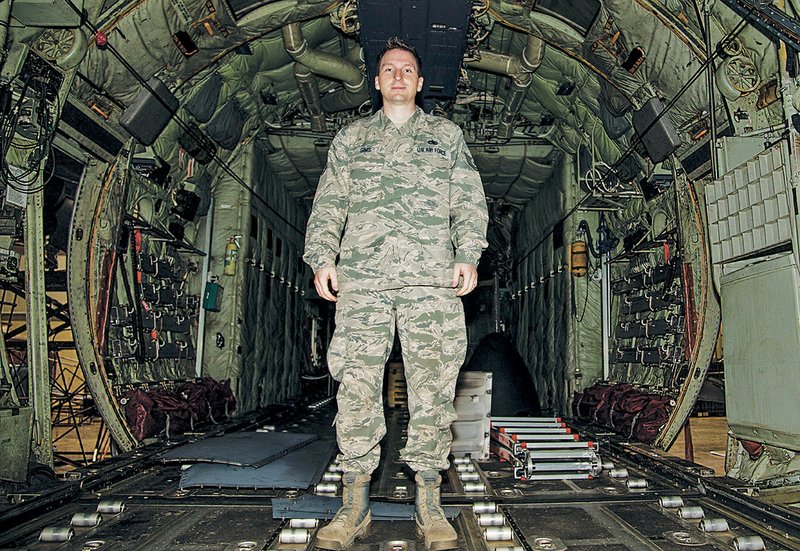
top-left (120, 76), bottom-right (179, 146)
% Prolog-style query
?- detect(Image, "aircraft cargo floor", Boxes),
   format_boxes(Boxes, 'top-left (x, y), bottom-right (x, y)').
top-left (1, 403), bottom-right (798, 550)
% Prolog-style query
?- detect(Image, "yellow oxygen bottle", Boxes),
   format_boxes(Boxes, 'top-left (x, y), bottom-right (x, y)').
top-left (223, 235), bottom-right (240, 276)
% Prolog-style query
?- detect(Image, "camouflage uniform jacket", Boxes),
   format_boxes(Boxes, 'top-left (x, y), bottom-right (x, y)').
top-left (304, 107), bottom-right (488, 290)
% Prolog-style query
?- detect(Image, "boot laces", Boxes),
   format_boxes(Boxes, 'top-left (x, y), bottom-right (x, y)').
top-left (417, 475), bottom-right (447, 524)
top-left (330, 473), bottom-right (366, 527)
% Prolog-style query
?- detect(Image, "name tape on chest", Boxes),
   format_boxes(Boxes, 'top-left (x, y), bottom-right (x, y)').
top-left (416, 146), bottom-right (447, 156)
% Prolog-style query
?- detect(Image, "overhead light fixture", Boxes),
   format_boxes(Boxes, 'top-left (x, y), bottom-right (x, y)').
top-left (621, 46), bottom-right (645, 74)
top-left (172, 31), bottom-right (198, 57)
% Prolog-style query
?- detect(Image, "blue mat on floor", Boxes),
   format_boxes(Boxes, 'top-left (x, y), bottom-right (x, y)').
top-left (161, 432), bottom-right (318, 467)
top-left (272, 494), bottom-right (460, 520)
top-left (179, 439), bottom-right (335, 489)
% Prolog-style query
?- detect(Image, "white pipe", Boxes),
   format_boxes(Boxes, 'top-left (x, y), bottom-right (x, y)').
top-left (194, 197), bottom-right (214, 377)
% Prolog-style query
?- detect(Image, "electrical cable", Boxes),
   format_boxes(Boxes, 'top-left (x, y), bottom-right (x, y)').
top-left (577, 219), bottom-right (601, 258)
top-left (1, 74), bottom-right (62, 195)
top-left (511, 7), bottom-right (755, 269)
top-left (61, 0), bottom-right (307, 237)
top-left (573, 255), bottom-right (593, 323)
top-left (126, 229), bottom-right (146, 362)
top-left (116, 251), bottom-right (142, 361)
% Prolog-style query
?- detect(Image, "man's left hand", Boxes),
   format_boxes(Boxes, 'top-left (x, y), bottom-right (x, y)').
top-left (452, 263), bottom-right (478, 297)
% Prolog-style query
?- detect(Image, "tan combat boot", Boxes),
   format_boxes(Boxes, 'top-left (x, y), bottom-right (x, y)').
top-left (314, 472), bottom-right (372, 550)
top-left (415, 471), bottom-right (458, 550)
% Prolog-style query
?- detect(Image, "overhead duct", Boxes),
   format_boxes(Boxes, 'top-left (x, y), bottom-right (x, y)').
top-left (293, 64), bottom-right (327, 132)
top-left (466, 34), bottom-right (545, 139)
top-left (319, 84), bottom-right (370, 113)
top-left (320, 45), bottom-right (369, 113)
top-left (281, 23), bottom-right (369, 116)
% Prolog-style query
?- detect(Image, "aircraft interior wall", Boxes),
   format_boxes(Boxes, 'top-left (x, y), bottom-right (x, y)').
top-left (6, 2), bottom-right (800, 547)
top-left (511, 154), bottom-right (603, 415)
top-left (238, 141), bottom-right (310, 411)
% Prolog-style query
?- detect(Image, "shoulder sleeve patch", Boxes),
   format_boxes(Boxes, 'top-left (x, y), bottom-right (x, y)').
top-left (463, 145), bottom-right (478, 171)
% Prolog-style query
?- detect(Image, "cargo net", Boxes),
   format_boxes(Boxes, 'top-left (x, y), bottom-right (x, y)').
top-left (572, 382), bottom-right (673, 444)
top-left (119, 377), bottom-right (236, 441)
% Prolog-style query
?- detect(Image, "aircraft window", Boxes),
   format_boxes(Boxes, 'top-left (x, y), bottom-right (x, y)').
top-left (250, 215), bottom-right (258, 239)
top-left (552, 220), bottom-right (564, 250)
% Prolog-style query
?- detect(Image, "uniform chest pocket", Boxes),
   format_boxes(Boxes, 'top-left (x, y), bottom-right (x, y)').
top-left (348, 146), bottom-right (384, 180)
top-left (413, 146), bottom-right (451, 174)
top-left (348, 148), bottom-right (384, 208)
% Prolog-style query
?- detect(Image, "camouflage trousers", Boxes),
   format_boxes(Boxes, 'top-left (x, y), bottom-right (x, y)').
top-left (327, 286), bottom-right (466, 474)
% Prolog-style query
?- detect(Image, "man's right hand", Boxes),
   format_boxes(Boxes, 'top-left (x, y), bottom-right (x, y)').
top-left (313, 267), bottom-right (339, 302)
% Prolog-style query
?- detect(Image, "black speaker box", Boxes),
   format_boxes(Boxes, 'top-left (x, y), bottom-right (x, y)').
top-left (120, 77), bottom-right (179, 146)
top-left (179, 123), bottom-right (217, 165)
top-left (632, 97), bottom-right (682, 164)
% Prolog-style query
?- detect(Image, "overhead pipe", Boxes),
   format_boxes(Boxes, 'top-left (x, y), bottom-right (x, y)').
top-left (319, 82), bottom-right (370, 114)
top-left (280, 23), bottom-right (327, 132)
top-left (293, 64), bottom-right (327, 132)
top-left (321, 45), bottom-right (369, 113)
top-left (282, 23), bottom-right (369, 115)
top-left (466, 34), bottom-right (545, 139)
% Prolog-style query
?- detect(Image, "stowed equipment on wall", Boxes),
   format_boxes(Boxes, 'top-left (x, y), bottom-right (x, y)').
top-left (573, 167), bottom-right (720, 449)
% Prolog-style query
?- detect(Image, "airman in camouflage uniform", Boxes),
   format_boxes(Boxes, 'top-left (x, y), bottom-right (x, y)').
top-left (303, 37), bottom-right (488, 550)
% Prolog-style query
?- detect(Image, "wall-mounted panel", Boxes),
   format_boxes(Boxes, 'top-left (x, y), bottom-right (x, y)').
top-left (721, 253), bottom-right (800, 451)
top-left (706, 143), bottom-right (792, 263)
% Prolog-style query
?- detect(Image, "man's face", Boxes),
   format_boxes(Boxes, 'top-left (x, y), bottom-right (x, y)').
top-left (375, 48), bottom-right (423, 106)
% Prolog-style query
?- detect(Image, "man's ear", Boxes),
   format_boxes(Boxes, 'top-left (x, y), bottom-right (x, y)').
top-left (417, 76), bottom-right (424, 92)
top-left (375, 75), bottom-right (381, 90)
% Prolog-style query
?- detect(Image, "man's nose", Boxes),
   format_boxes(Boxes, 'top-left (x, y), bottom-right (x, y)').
top-left (394, 71), bottom-right (402, 80)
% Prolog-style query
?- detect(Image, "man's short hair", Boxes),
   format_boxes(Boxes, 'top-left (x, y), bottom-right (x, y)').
top-left (377, 36), bottom-right (422, 74)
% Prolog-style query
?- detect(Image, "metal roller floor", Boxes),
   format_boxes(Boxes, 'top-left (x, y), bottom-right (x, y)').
top-left (1, 404), bottom-right (798, 550)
